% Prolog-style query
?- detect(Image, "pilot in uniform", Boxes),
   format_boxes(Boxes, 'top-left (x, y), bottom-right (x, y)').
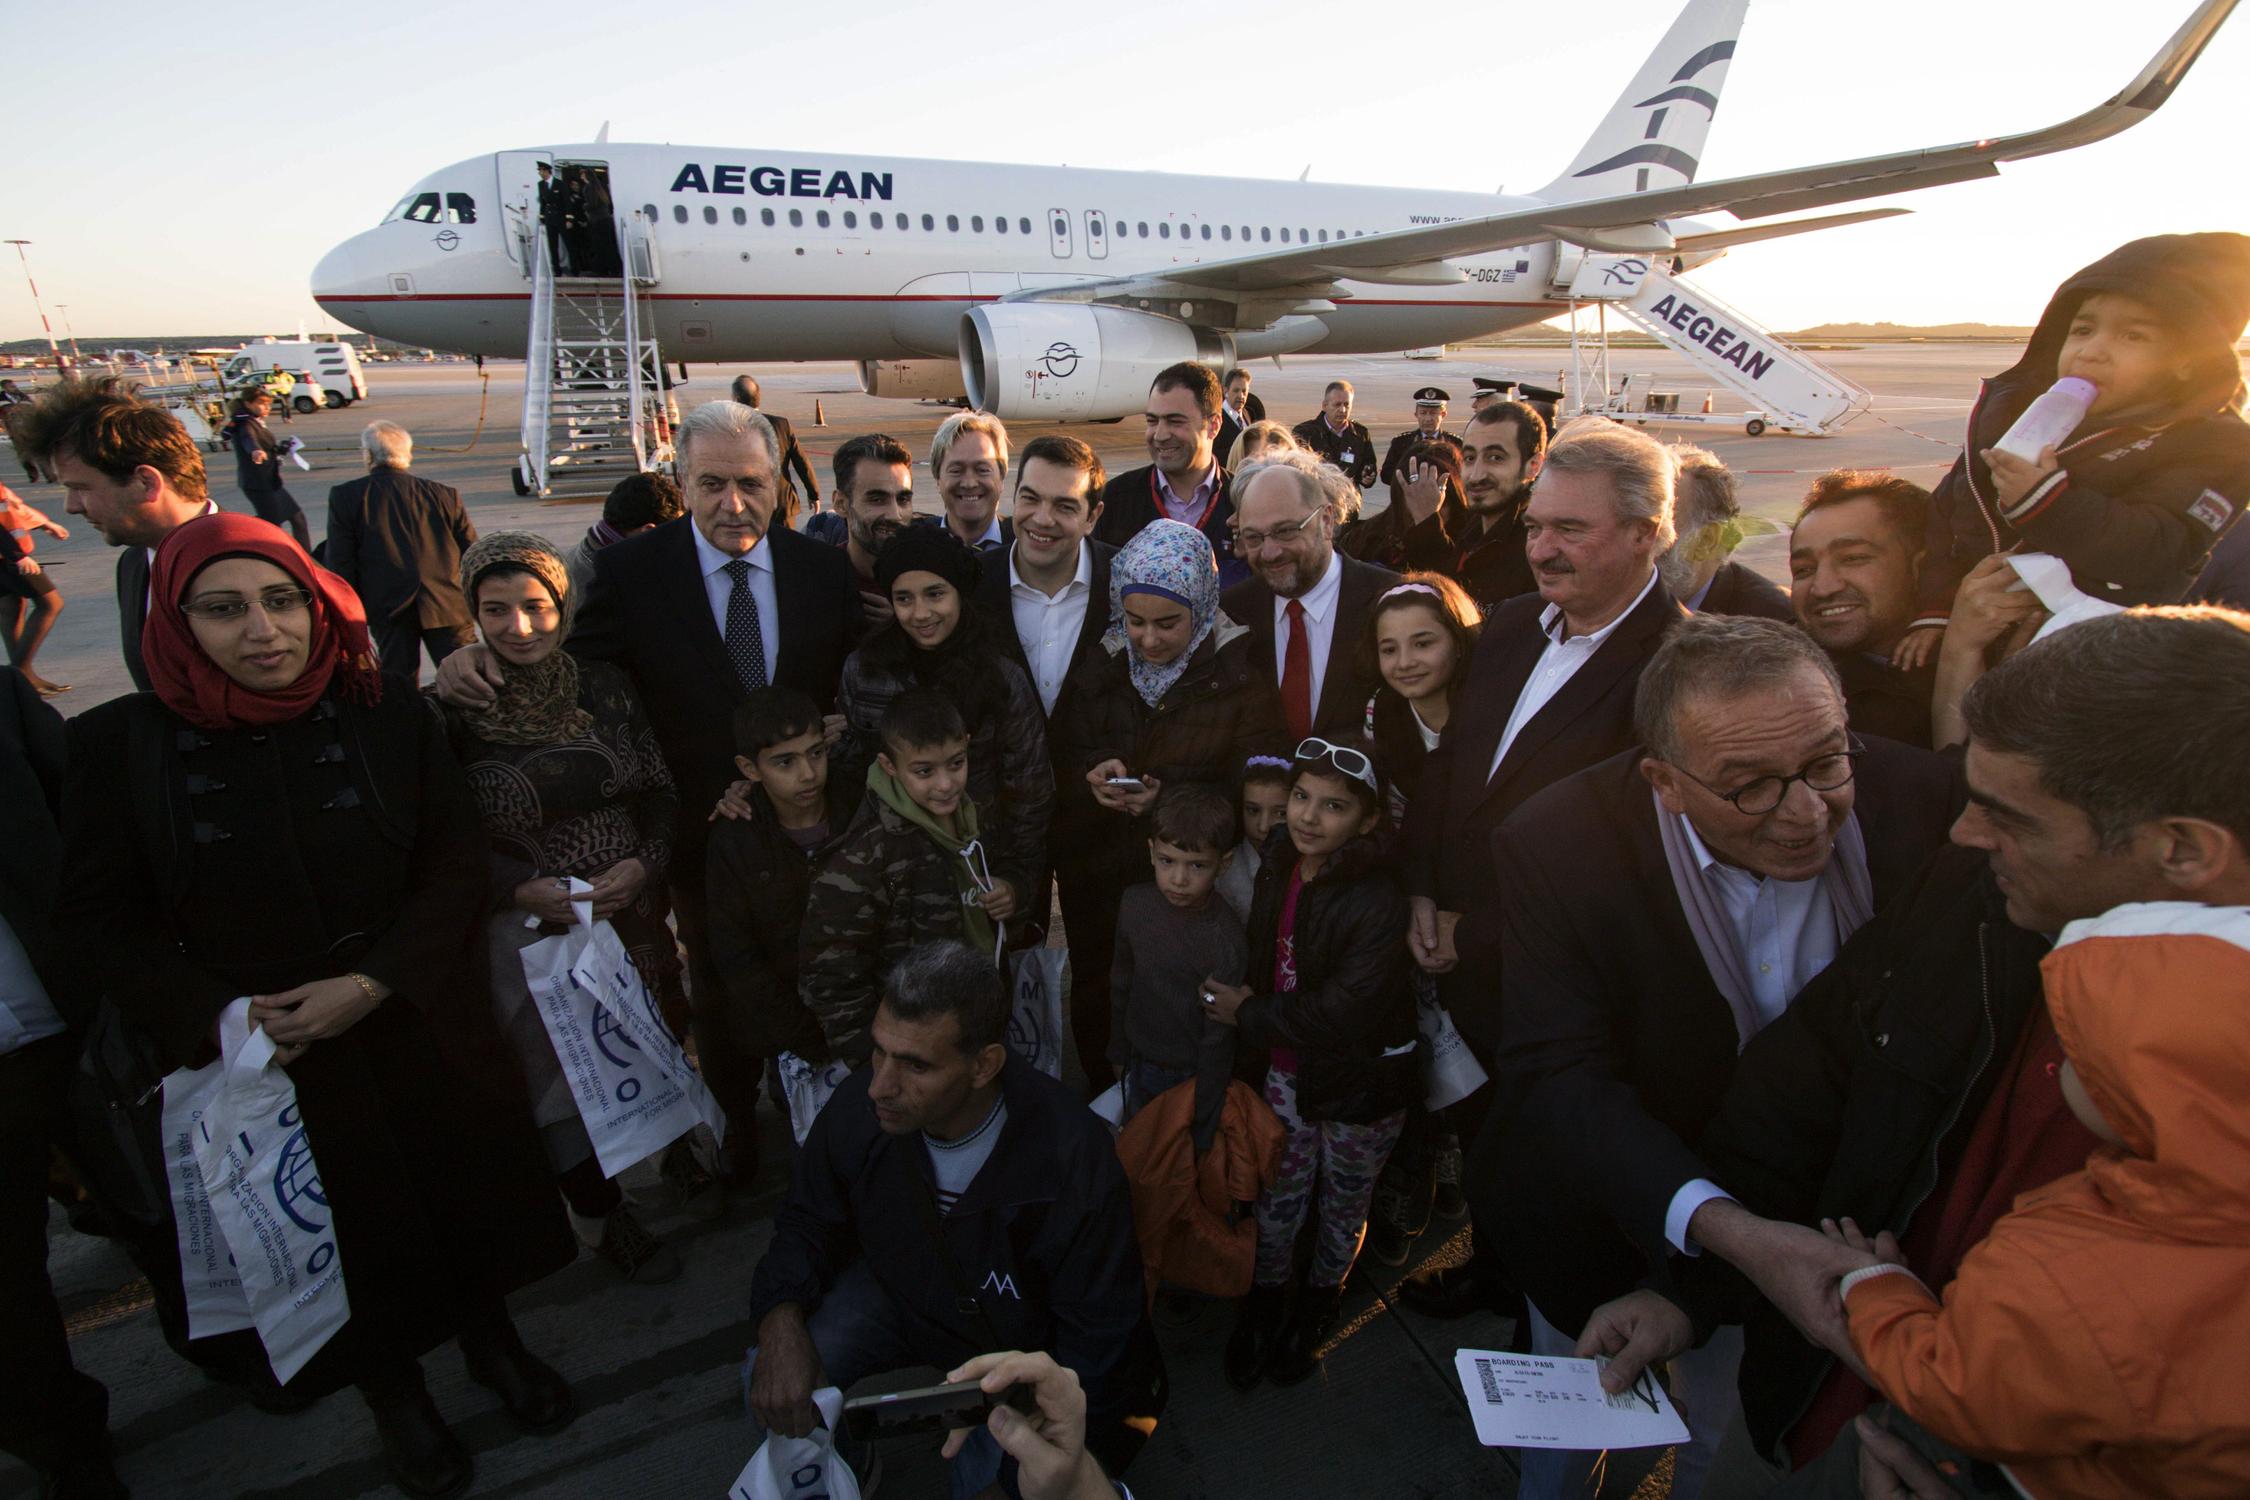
top-left (1380, 386), bottom-right (1464, 510)
top-left (535, 163), bottom-right (570, 274)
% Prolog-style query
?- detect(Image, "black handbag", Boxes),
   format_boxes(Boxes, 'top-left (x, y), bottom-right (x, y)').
top-left (66, 997), bottom-right (175, 1233)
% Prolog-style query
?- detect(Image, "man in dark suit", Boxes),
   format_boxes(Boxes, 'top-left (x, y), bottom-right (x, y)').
top-left (1221, 453), bottom-right (1396, 742)
top-left (1094, 362), bottom-right (1242, 585)
top-left (1477, 617), bottom-right (1960, 1500)
top-left (1663, 446), bottom-right (1794, 621)
top-left (0, 666), bottom-right (127, 1499)
top-left (1397, 418), bottom-right (1684, 1319)
top-left (535, 162), bottom-right (570, 273)
top-left (1290, 380), bottom-right (1378, 491)
top-left (730, 375), bottom-right (821, 526)
top-left (1789, 470), bottom-right (1939, 747)
top-left (1379, 386), bottom-right (1464, 510)
top-left (324, 421), bottom-right (477, 679)
top-left (438, 401), bottom-right (861, 1184)
top-left (1214, 367), bottom-right (1267, 467)
top-left (12, 377), bottom-right (215, 691)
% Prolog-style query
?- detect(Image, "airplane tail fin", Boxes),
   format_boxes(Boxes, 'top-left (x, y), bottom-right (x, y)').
top-left (1534, 0), bottom-right (1752, 204)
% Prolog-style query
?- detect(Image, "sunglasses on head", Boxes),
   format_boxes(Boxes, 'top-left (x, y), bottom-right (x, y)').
top-left (1293, 737), bottom-right (1377, 792)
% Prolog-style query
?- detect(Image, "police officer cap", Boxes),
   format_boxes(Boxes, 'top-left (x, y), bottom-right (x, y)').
top-left (1470, 377), bottom-right (1511, 395)
top-left (1412, 386), bottom-right (1451, 406)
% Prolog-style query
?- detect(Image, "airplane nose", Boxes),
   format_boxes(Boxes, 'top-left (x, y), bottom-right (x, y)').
top-left (310, 233), bottom-right (383, 304)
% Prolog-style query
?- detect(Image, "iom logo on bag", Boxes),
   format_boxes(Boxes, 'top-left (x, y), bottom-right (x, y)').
top-left (273, 1121), bottom-right (330, 1236)
top-left (592, 1002), bottom-right (648, 1103)
top-left (1004, 996), bottom-right (1045, 1067)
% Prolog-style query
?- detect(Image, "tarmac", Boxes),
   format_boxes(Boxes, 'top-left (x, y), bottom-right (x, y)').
top-left (2, 344), bottom-right (1998, 1499)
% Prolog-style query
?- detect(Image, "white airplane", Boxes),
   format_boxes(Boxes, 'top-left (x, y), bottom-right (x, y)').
top-left (310, 0), bottom-right (2234, 424)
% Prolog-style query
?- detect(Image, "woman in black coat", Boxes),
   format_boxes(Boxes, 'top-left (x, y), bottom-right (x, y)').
top-left (219, 388), bottom-right (311, 550)
top-left (57, 514), bottom-right (575, 1498)
top-left (1050, 519), bottom-right (1284, 1087)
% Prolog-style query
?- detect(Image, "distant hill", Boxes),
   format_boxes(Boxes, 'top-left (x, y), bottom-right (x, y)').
top-left (1784, 322), bottom-right (2033, 341)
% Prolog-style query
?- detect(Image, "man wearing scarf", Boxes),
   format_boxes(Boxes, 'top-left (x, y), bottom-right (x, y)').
top-left (1470, 616), bottom-right (1960, 1500)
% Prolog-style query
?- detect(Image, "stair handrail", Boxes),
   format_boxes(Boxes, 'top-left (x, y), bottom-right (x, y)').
top-left (520, 228), bottom-right (558, 495)
top-left (617, 215), bottom-right (650, 471)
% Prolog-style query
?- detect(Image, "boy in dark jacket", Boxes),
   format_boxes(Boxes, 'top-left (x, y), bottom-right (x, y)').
top-left (799, 688), bottom-right (1011, 1065)
top-left (1899, 232), bottom-right (2250, 665)
top-left (1203, 738), bottom-right (1416, 1391)
top-left (706, 687), bottom-right (844, 1074)
top-left (1110, 783), bottom-right (1249, 1134)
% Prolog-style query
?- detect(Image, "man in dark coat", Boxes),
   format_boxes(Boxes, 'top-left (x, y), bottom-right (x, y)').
top-left (11, 376), bottom-right (215, 691)
top-left (1396, 399), bottom-right (1546, 612)
top-left (535, 162), bottom-right (570, 273)
top-left (1789, 470), bottom-right (1938, 748)
top-left (0, 667), bottom-right (127, 1498)
top-left (1222, 454), bottom-right (1395, 742)
top-left (730, 375), bottom-right (822, 525)
top-left (437, 401), bottom-right (861, 1185)
top-left (1214, 366), bottom-right (1267, 467)
top-left (1665, 446), bottom-right (1794, 620)
top-left (1379, 386), bottom-right (1464, 510)
top-left (1573, 608), bottom-right (2250, 1488)
top-left (1474, 616), bottom-right (1960, 1500)
top-left (325, 421), bottom-right (478, 679)
top-left (1291, 380), bottom-right (1379, 491)
top-left (1094, 363), bottom-right (1241, 586)
top-left (1397, 418), bottom-right (1684, 1320)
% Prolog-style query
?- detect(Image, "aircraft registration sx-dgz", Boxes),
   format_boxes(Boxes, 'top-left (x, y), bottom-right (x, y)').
top-left (310, 0), bottom-right (2234, 424)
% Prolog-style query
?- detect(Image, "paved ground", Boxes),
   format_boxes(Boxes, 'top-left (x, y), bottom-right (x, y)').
top-left (1, 344), bottom-right (1994, 1497)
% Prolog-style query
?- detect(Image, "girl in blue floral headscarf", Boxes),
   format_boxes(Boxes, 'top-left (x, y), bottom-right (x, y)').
top-left (1106, 519), bottom-right (1222, 706)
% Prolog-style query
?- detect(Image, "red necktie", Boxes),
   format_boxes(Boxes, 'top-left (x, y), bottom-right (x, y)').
top-left (1282, 599), bottom-right (1313, 739)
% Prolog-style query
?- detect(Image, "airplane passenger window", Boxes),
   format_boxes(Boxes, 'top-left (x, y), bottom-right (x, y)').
top-left (894, 213), bottom-right (907, 229)
top-left (762, 208), bottom-right (775, 226)
top-left (922, 214), bottom-right (934, 230)
top-left (1019, 217), bottom-right (1031, 234)
top-left (444, 193), bottom-right (477, 224)
top-left (403, 193), bottom-right (442, 223)
top-left (704, 206), bottom-right (718, 224)
top-left (1279, 228), bottom-right (1291, 243)
top-left (1300, 228), bottom-right (1309, 240)
top-left (1137, 222), bottom-right (1149, 238)
top-left (869, 213), bottom-right (881, 230)
top-left (1318, 229), bottom-right (1328, 242)
top-left (733, 207), bottom-right (747, 225)
top-left (789, 208), bottom-right (803, 227)
top-left (843, 210), bottom-right (857, 228)
top-left (817, 209), bottom-right (831, 228)
top-left (1222, 225), bottom-right (1232, 241)
top-left (1052, 215), bottom-right (1066, 236)
top-left (947, 214), bottom-right (959, 231)
top-left (1091, 220), bottom-right (1104, 237)
top-left (1159, 223), bottom-right (1170, 239)
top-left (996, 216), bottom-right (1009, 234)
top-left (1260, 227), bottom-right (1271, 242)
top-left (673, 205), bottom-right (689, 223)
top-left (642, 204), bottom-right (657, 222)
top-left (971, 215), bottom-right (984, 232)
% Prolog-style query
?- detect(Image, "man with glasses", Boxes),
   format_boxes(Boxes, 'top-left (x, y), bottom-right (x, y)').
top-left (1473, 616), bottom-right (1959, 1500)
top-left (1222, 451), bottom-right (1396, 741)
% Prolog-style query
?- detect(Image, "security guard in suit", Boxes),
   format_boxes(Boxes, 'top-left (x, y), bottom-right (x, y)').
top-left (1380, 386), bottom-right (1465, 509)
top-left (1291, 379), bottom-right (1379, 489)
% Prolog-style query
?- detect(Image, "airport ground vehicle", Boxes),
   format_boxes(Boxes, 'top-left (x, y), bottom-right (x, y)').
top-left (220, 340), bottom-right (368, 407)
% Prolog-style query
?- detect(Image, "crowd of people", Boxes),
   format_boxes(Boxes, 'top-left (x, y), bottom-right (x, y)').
top-left (1, 230), bottom-right (2247, 1500)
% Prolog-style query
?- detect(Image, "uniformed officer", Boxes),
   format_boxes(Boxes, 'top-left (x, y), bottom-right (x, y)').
top-left (1380, 386), bottom-right (1464, 509)
top-left (535, 163), bottom-right (570, 274)
top-left (1290, 380), bottom-right (1378, 490)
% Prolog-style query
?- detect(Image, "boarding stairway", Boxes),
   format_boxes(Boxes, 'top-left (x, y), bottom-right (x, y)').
top-left (1557, 253), bottom-right (1871, 437)
top-left (513, 218), bottom-right (670, 499)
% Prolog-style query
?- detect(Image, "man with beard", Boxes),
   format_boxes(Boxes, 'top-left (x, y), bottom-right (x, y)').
top-left (1223, 450), bottom-right (1396, 740)
top-left (833, 433), bottom-right (917, 626)
top-left (927, 412), bottom-right (1013, 553)
top-left (1788, 471), bottom-right (1938, 748)
top-left (1291, 381), bottom-right (1380, 492)
top-left (1423, 399), bottom-right (1547, 610)
top-left (1095, 363), bottom-right (1242, 584)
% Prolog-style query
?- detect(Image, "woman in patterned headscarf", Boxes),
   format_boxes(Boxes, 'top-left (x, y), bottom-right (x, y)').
top-left (443, 530), bottom-right (714, 1285)
top-left (1053, 520), bottom-right (1287, 1080)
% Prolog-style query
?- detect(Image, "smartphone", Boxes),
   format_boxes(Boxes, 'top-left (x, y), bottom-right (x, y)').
top-left (1103, 776), bottom-right (1147, 790)
top-left (841, 1378), bottom-right (1033, 1441)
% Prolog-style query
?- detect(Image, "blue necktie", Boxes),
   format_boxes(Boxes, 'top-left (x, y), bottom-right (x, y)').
top-left (723, 558), bottom-right (768, 694)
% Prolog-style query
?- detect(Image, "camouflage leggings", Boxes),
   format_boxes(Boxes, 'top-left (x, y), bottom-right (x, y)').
top-left (1253, 1064), bottom-right (1406, 1290)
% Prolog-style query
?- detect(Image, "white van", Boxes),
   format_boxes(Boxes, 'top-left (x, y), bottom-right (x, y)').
top-left (221, 341), bottom-right (368, 407)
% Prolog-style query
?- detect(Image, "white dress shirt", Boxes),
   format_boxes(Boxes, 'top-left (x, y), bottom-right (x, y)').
top-left (1663, 818), bottom-right (1844, 1255)
top-left (1272, 549), bottom-right (1344, 719)
top-left (1008, 542), bottom-right (1094, 715)
top-left (0, 913), bottom-right (63, 1057)
top-left (1487, 567), bottom-right (1659, 781)
top-left (691, 521), bottom-right (779, 685)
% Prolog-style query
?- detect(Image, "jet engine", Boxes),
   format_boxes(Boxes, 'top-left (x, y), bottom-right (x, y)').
top-left (960, 305), bottom-right (1233, 422)
top-left (857, 359), bottom-right (967, 401)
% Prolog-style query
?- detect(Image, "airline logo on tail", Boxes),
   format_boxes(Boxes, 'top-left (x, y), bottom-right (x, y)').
top-left (1574, 40), bottom-right (1737, 184)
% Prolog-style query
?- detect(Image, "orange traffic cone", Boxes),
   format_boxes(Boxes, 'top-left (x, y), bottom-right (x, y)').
top-left (1701, 393), bottom-right (1714, 414)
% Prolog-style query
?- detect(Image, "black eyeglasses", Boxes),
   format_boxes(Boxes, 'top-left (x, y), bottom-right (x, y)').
top-left (181, 587), bottom-right (315, 622)
top-left (1294, 736), bottom-right (1378, 792)
top-left (1674, 741), bottom-right (1862, 816)
top-left (1236, 511), bottom-right (1324, 552)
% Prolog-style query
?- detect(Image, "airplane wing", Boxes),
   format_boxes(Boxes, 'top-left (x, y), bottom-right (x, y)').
top-left (1009, 0), bottom-right (2233, 305)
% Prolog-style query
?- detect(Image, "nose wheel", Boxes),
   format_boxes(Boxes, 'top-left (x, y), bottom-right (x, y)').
top-left (510, 455), bottom-right (534, 496)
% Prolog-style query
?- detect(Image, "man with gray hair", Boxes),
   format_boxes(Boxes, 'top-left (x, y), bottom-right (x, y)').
top-left (324, 418), bottom-right (478, 678)
top-left (1470, 614), bottom-right (1959, 1500)
top-left (1397, 417), bottom-right (1686, 1323)
top-left (1662, 445), bottom-right (1794, 620)
top-left (437, 400), bottom-right (861, 1188)
top-left (1222, 449), bottom-right (1397, 739)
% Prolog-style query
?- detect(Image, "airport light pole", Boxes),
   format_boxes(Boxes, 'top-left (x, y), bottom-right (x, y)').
top-left (5, 240), bottom-right (71, 377)
top-left (55, 302), bottom-right (83, 365)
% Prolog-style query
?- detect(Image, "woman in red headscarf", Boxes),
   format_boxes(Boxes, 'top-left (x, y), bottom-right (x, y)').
top-left (57, 514), bottom-right (577, 1498)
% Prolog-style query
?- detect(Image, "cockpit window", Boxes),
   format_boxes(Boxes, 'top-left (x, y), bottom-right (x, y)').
top-left (444, 193), bottom-right (477, 224)
top-left (398, 192), bottom-right (443, 224)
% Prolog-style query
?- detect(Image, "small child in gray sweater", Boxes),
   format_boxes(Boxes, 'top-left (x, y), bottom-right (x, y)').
top-left (1110, 785), bottom-right (1247, 1140)
top-left (1216, 756), bottom-right (1293, 923)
